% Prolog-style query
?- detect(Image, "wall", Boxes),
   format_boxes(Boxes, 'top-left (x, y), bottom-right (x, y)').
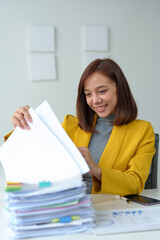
top-left (0, 0), bottom-right (160, 188)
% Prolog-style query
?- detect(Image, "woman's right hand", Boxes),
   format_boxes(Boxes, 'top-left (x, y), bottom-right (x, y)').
top-left (11, 105), bottom-right (32, 130)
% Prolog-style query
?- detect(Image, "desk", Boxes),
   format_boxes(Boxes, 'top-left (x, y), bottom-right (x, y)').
top-left (1, 189), bottom-right (160, 240)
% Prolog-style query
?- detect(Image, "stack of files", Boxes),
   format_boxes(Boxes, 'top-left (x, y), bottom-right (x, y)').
top-left (4, 183), bottom-right (94, 239)
top-left (0, 100), bottom-right (95, 239)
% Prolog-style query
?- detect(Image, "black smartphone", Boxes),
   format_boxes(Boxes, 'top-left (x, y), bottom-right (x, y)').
top-left (124, 194), bottom-right (160, 206)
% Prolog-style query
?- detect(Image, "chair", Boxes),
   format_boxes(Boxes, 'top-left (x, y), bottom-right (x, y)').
top-left (145, 133), bottom-right (159, 189)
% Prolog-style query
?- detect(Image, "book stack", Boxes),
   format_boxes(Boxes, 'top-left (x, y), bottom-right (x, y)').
top-left (0, 101), bottom-right (95, 239)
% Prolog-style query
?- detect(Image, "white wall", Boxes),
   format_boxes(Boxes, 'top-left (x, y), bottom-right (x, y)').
top-left (0, 0), bottom-right (160, 188)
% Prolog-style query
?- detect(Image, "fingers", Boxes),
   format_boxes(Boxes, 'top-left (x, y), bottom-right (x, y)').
top-left (79, 147), bottom-right (101, 181)
top-left (78, 147), bottom-right (92, 163)
top-left (11, 105), bottom-right (32, 130)
top-left (78, 146), bottom-right (89, 158)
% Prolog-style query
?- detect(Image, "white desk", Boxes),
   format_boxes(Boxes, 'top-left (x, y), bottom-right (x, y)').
top-left (1, 189), bottom-right (160, 239)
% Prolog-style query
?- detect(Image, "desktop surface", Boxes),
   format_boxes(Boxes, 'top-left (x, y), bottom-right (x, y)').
top-left (1, 189), bottom-right (160, 240)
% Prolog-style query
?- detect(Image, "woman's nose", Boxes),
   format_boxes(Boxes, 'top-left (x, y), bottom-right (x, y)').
top-left (92, 94), bottom-right (102, 104)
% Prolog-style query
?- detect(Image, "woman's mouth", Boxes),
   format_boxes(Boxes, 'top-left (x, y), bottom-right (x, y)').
top-left (95, 105), bottom-right (107, 112)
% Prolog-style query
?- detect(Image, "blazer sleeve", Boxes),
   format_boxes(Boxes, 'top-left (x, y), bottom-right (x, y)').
top-left (4, 131), bottom-right (14, 142)
top-left (92, 121), bottom-right (155, 196)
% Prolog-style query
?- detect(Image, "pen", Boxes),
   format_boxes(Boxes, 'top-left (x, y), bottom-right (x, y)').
top-left (120, 196), bottom-right (132, 204)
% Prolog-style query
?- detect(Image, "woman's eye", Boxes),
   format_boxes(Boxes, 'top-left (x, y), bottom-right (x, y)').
top-left (99, 90), bottom-right (107, 94)
top-left (85, 93), bottom-right (91, 97)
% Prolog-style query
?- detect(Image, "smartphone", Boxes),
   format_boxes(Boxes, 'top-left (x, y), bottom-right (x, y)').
top-left (124, 194), bottom-right (160, 206)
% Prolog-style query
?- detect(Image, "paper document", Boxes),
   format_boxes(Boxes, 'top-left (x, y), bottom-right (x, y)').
top-left (91, 207), bottom-right (160, 235)
top-left (35, 101), bottom-right (89, 174)
top-left (0, 101), bottom-right (89, 184)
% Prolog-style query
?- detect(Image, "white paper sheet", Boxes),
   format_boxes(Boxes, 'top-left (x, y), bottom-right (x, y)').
top-left (0, 107), bottom-right (82, 184)
top-left (91, 207), bottom-right (160, 235)
top-left (35, 100), bottom-right (89, 174)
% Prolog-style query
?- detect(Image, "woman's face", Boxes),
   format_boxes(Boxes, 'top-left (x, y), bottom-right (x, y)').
top-left (84, 72), bottom-right (117, 118)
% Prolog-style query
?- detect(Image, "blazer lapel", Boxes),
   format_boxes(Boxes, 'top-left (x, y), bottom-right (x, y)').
top-left (74, 114), bottom-right (97, 148)
top-left (99, 124), bottom-right (128, 168)
top-left (73, 114), bottom-right (128, 169)
top-left (74, 128), bottom-right (92, 148)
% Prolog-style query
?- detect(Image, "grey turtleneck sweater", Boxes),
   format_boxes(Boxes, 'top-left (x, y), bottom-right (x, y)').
top-left (83, 114), bottom-right (114, 193)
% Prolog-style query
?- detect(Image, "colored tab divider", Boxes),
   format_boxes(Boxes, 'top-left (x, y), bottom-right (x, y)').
top-left (39, 181), bottom-right (52, 188)
top-left (52, 216), bottom-right (80, 223)
top-left (5, 182), bottom-right (22, 192)
top-left (5, 181), bottom-right (52, 191)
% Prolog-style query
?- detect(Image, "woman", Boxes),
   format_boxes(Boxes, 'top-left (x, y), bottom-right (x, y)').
top-left (8, 59), bottom-right (155, 196)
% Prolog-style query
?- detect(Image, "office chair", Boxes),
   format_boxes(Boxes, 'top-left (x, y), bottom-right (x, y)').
top-left (145, 133), bottom-right (159, 189)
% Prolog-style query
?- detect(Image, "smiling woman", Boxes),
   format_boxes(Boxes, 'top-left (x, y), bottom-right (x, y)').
top-left (83, 72), bottom-right (117, 119)
top-left (7, 58), bottom-right (155, 196)
top-left (76, 59), bottom-right (138, 133)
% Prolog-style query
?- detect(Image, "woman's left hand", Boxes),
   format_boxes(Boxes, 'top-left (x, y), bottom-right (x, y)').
top-left (78, 146), bottom-right (101, 182)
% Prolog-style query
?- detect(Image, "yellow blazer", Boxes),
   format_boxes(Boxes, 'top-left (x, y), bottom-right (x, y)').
top-left (62, 115), bottom-right (155, 196)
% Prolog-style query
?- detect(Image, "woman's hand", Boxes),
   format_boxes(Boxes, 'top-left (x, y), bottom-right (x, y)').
top-left (11, 105), bottom-right (32, 130)
top-left (78, 146), bottom-right (101, 182)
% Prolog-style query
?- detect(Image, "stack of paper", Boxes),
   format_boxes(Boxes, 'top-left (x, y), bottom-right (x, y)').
top-left (0, 101), bottom-right (95, 239)
top-left (4, 183), bottom-right (94, 239)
